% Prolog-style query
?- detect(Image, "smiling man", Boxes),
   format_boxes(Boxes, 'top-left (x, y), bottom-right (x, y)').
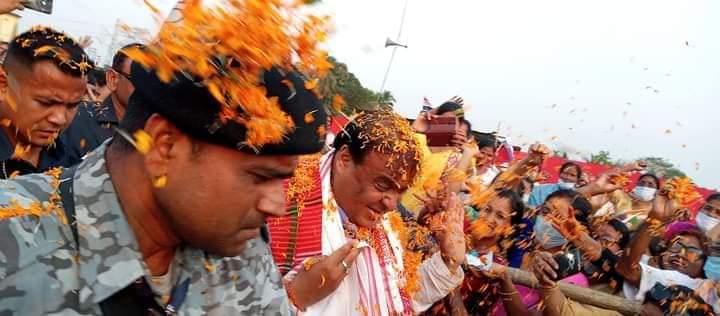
top-left (269, 111), bottom-right (466, 315)
top-left (0, 27), bottom-right (91, 178)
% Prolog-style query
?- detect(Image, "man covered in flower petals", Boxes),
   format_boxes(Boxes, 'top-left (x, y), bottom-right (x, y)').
top-left (0, 0), bottom-right (333, 314)
top-left (269, 111), bottom-right (466, 315)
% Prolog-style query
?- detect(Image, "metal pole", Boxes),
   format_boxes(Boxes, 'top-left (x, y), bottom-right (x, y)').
top-left (377, 0), bottom-right (410, 101)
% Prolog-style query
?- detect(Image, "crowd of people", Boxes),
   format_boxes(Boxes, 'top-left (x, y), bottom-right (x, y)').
top-left (0, 1), bottom-right (717, 315)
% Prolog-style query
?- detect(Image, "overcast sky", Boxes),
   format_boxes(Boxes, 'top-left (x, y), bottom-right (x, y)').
top-left (15, 0), bottom-right (720, 189)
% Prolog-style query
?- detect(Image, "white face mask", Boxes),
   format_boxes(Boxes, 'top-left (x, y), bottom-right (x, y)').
top-left (557, 179), bottom-right (576, 190)
top-left (696, 211), bottom-right (720, 234)
top-left (633, 186), bottom-right (657, 202)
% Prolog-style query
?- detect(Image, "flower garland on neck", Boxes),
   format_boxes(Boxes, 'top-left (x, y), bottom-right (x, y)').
top-left (344, 210), bottom-right (424, 297)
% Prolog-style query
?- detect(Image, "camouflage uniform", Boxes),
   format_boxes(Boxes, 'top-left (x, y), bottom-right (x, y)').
top-left (0, 144), bottom-right (292, 315)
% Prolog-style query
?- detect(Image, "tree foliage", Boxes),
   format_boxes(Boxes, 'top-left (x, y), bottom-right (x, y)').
top-left (318, 56), bottom-right (394, 114)
top-left (639, 156), bottom-right (687, 178)
top-left (587, 150), bottom-right (614, 165)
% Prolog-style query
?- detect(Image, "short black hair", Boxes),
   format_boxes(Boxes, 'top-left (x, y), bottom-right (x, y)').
top-left (706, 193), bottom-right (720, 204)
top-left (638, 173), bottom-right (661, 189)
top-left (89, 67), bottom-right (106, 87)
top-left (544, 189), bottom-right (591, 225)
top-left (560, 162), bottom-right (583, 178)
top-left (3, 26), bottom-right (93, 77)
top-left (572, 195), bottom-right (593, 226)
top-left (332, 115), bottom-right (370, 163)
top-left (436, 101), bottom-right (462, 116)
top-left (333, 111), bottom-right (416, 163)
top-left (476, 135), bottom-right (496, 150)
top-left (607, 218), bottom-right (630, 249)
top-left (112, 43), bottom-right (143, 70)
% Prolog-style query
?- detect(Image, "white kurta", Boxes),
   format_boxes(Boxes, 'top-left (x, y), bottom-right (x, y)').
top-left (295, 151), bottom-right (464, 316)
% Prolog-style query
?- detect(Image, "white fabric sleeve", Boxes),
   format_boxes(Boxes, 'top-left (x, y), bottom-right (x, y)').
top-left (411, 252), bottom-right (464, 313)
top-left (635, 262), bottom-right (702, 301)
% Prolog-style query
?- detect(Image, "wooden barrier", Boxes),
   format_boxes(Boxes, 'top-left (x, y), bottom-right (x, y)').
top-left (506, 267), bottom-right (642, 315)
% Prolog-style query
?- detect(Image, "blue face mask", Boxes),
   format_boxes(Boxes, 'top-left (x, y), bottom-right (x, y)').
top-left (534, 215), bottom-right (568, 249)
top-left (704, 256), bottom-right (720, 281)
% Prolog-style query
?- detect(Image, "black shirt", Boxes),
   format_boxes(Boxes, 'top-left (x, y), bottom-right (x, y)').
top-left (62, 97), bottom-right (119, 160)
top-left (0, 127), bottom-right (77, 179)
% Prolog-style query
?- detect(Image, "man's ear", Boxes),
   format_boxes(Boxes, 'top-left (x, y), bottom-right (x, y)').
top-left (105, 69), bottom-right (118, 92)
top-left (142, 114), bottom-right (184, 180)
top-left (334, 145), bottom-right (355, 172)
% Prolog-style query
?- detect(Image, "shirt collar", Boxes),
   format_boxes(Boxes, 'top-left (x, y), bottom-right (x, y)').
top-left (72, 141), bottom-right (147, 306)
top-left (0, 128), bottom-right (71, 169)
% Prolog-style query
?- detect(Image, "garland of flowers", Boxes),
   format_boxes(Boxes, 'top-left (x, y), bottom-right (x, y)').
top-left (387, 211), bottom-right (423, 295)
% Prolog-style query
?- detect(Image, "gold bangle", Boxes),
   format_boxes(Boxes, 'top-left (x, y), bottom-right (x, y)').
top-left (302, 256), bottom-right (323, 272)
top-left (539, 284), bottom-right (559, 292)
top-left (498, 290), bottom-right (519, 296)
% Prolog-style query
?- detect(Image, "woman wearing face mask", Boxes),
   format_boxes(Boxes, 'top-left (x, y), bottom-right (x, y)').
top-left (696, 194), bottom-right (720, 281)
top-left (526, 162), bottom-right (582, 207)
top-left (510, 190), bottom-right (594, 313)
top-left (542, 194), bottom-right (632, 294)
top-left (593, 173), bottom-right (660, 231)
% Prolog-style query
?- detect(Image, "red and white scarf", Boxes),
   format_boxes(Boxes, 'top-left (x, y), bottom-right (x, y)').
top-left (301, 150), bottom-right (412, 316)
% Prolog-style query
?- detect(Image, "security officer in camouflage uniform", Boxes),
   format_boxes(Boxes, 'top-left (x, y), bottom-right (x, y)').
top-left (0, 52), bottom-right (327, 313)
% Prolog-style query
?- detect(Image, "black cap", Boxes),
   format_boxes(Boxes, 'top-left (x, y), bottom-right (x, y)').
top-left (129, 61), bottom-right (327, 155)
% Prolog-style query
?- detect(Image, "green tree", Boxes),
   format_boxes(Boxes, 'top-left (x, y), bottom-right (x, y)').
top-left (640, 157), bottom-right (687, 178)
top-left (587, 150), bottom-right (614, 165)
top-left (318, 56), bottom-right (394, 114)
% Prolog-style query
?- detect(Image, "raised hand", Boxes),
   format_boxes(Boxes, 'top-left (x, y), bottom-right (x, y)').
top-left (526, 143), bottom-right (551, 167)
top-left (77, 35), bottom-right (94, 49)
top-left (544, 200), bottom-right (582, 241)
top-left (431, 192), bottom-right (466, 271)
top-left (619, 160), bottom-right (647, 173)
top-left (289, 241), bottom-right (361, 308)
top-left (412, 106), bottom-right (438, 133)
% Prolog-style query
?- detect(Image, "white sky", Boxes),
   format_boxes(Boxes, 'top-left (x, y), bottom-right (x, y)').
top-left (14, 0), bottom-right (720, 189)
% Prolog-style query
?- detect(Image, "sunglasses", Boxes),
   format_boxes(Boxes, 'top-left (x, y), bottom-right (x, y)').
top-left (113, 68), bottom-right (132, 80)
top-left (667, 242), bottom-right (705, 262)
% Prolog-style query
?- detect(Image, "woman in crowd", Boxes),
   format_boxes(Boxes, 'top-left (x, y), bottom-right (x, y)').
top-left (697, 193), bottom-right (720, 282)
top-left (526, 162), bottom-right (583, 207)
top-left (617, 191), bottom-right (709, 302)
top-left (593, 173), bottom-right (661, 231)
top-left (426, 190), bottom-right (538, 316)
